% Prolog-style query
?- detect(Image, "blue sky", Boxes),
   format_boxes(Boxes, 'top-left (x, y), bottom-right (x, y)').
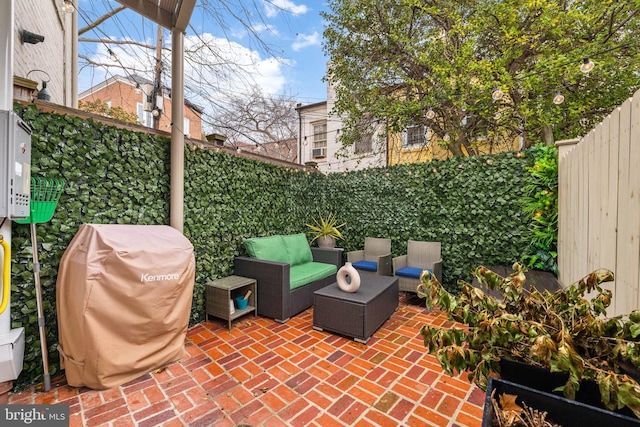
top-left (77, 0), bottom-right (330, 107)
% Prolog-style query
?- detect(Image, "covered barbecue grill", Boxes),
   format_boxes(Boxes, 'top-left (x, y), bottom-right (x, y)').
top-left (56, 224), bottom-right (195, 390)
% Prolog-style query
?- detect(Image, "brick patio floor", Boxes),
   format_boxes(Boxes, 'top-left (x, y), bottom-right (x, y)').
top-left (8, 293), bottom-right (485, 426)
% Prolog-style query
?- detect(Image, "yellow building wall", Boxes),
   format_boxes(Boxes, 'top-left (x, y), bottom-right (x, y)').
top-left (387, 131), bottom-right (520, 166)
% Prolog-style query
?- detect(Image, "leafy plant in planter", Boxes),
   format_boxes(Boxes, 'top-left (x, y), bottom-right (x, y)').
top-left (417, 263), bottom-right (640, 418)
top-left (306, 213), bottom-right (345, 248)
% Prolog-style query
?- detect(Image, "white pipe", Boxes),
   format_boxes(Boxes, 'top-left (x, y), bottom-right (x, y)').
top-left (0, 0), bottom-right (14, 335)
top-left (71, 0), bottom-right (78, 108)
top-left (170, 29), bottom-right (184, 232)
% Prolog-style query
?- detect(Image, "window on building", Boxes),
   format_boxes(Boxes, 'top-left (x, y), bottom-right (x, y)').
top-left (355, 133), bottom-right (373, 153)
top-left (402, 122), bottom-right (428, 147)
top-left (136, 102), bottom-right (153, 127)
top-left (312, 122), bottom-right (327, 158)
top-left (184, 117), bottom-right (190, 138)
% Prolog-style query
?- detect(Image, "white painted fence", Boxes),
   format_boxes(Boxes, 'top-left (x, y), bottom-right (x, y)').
top-left (557, 89), bottom-right (640, 316)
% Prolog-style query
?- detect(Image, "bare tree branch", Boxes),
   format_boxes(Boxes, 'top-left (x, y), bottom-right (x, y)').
top-left (79, 5), bottom-right (127, 35)
top-left (79, 37), bottom-right (156, 50)
top-left (79, 54), bottom-right (146, 73)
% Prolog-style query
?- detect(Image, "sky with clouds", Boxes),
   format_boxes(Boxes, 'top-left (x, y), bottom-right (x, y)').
top-left (77, 0), bottom-right (331, 115)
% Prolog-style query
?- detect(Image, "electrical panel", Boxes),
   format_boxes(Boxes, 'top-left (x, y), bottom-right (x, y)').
top-left (0, 110), bottom-right (31, 219)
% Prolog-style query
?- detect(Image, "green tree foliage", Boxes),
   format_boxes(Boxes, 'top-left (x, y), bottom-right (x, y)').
top-left (322, 0), bottom-right (640, 156)
top-left (521, 145), bottom-right (559, 274)
top-left (78, 99), bottom-right (140, 124)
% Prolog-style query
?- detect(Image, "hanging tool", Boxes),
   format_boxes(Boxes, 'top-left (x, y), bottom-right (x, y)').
top-left (15, 177), bottom-right (65, 392)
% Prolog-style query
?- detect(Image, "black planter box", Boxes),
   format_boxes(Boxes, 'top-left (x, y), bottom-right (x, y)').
top-left (499, 358), bottom-right (637, 418)
top-left (483, 377), bottom-right (640, 427)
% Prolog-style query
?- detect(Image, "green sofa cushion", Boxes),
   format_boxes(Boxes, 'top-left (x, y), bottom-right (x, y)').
top-left (290, 262), bottom-right (337, 290)
top-left (282, 233), bottom-right (313, 266)
top-left (244, 235), bottom-right (289, 263)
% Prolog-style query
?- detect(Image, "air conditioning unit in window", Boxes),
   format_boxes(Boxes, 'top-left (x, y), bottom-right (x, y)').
top-left (312, 147), bottom-right (326, 158)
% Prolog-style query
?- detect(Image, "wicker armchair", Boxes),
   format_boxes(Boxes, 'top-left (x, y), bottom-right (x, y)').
top-left (346, 237), bottom-right (392, 276)
top-left (392, 240), bottom-right (442, 293)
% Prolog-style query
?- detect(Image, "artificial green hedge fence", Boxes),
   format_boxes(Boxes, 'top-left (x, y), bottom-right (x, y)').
top-left (9, 104), bottom-right (539, 388)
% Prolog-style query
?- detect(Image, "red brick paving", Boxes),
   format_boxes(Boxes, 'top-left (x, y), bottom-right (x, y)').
top-left (9, 293), bottom-right (483, 426)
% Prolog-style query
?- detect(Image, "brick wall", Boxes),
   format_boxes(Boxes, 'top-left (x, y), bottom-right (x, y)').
top-left (81, 78), bottom-right (203, 140)
top-left (14, 0), bottom-right (71, 106)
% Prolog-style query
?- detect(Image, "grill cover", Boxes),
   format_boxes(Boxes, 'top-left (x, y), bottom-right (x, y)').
top-left (56, 224), bottom-right (195, 390)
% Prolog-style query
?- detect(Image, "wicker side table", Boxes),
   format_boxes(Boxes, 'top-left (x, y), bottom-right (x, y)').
top-left (206, 275), bottom-right (257, 329)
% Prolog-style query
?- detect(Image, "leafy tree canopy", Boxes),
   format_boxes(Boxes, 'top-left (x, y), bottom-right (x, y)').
top-left (322, 0), bottom-right (640, 157)
top-left (78, 99), bottom-right (139, 125)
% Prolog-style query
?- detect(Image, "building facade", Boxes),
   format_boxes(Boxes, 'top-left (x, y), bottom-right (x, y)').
top-left (78, 75), bottom-right (203, 139)
top-left (13, 0), bottom-right (75, 106)
top-left (296, 82), bottom-right (384, 173)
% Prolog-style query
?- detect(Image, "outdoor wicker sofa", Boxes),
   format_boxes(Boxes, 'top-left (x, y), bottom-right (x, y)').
top-left (234, 233), bottom-right (343, 323)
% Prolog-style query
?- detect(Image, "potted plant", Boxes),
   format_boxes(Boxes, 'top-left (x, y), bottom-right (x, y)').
top-left (306, 213), bottom-right (345, 248)
top-left (417, 263), bottom-right (640, 422)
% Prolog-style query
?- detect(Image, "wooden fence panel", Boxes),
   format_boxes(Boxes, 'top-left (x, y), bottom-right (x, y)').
top-left (558, 90), bottom-right (640, 316)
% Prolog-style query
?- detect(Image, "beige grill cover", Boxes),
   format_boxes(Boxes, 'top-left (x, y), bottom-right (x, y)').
top-left (56, 224), bottom-right (195, 390)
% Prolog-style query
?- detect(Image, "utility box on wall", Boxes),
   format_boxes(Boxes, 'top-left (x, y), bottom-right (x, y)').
top-left (0, 110), bottom-right (31, 219)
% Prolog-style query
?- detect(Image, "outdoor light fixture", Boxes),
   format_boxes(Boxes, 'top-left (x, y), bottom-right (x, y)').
top-left (62, 0), bottom-right (75, 13)
top-left (443, 133), bottom-right (451, 142)
top-left (553, 91), bottom-right (565, 105)
top-left (151, 108), bottom-right (161, 117)
top-left (20, 29), bottom-right (45, 44)
top-left (580, 57), bottom-right (594, 73)
top-left (108, 49), bottom-right (118, 62)
top-left (492, 86), bottom-right (504, 101)
top-left (37, 81), bottom-right (51, 101)
top-left (425, 107), bottom-right (435, 120)
top-left (494, 111), bottom-right (502, 120)
top-left (26, 69), bottom-right (51, 101)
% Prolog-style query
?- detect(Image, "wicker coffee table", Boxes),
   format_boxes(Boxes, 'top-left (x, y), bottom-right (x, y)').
top-left (312, 272), bottom-right (398, 343)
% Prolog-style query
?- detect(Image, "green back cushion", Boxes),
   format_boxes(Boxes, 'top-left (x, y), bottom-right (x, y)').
top-left (244, 235), bottom-right (289, 263)
top-left (282, 233), bottom-right (313, 266)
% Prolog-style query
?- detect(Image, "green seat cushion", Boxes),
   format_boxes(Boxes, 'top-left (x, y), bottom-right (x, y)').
top-left (290, 262), bottom-right (337, 290)
top-left (244, 235), bottom-right (289, 263)
top-left (282, 233), bottom-right (313, 266)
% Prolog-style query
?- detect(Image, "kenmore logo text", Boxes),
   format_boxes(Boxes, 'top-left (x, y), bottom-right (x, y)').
top-left (141, 273), bottom-right (180, 282)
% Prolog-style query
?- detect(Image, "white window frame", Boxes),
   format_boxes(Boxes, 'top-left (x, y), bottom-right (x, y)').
top-left (402, 122), bottom-right (428, 148)
top-left (355, 133), bottom-right (373, 153)
top-left (183, 117), bottom-right (190, 138)
top-left (312, 122), bottom-right (327, 149)
top-left (136, 102), bottom-right (153, 127)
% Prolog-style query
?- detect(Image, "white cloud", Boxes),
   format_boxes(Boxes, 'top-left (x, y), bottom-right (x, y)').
top-left (79, 33), bottom-right (290, 114)
top-left (181, 33), bottom-right (289, 98)
top-left (291, 31), bottom-right (320, 51)
top-left (263, 0), bottom-right (309, 18)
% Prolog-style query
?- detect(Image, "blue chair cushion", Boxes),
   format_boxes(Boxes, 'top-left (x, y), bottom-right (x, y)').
top-left (352, 260), bottom-right (378, 272)
top-left (396, 267), bottom-right (431, 279)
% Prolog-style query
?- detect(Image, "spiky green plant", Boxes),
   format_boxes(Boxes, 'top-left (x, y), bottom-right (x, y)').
top-left (306, 213), bottom-right (346, 243)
